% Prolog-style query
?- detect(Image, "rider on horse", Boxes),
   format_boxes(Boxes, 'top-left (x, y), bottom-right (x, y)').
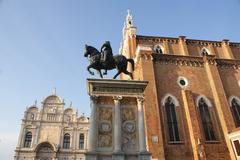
top-left (100, 41), bottom-right (113, 75)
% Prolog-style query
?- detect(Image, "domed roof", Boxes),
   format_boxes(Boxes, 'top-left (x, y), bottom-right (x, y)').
top-left (43, 95), bottom-right (63, 104)
top-left (27, 106), bottom-right (38, 112)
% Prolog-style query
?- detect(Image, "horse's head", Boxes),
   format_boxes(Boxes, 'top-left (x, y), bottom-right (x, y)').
top-left (84, 44), bottom-right (89, 57)
top-left (84, 44), bottom-right (100, 58)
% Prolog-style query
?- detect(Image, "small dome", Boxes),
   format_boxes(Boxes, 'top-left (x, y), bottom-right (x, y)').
top-left (64, 108), bottom-right (74, 114)
top-left (27, 106), bottom-right (38, 112)
top-left (43, 95), bottom-right (63, 104)
top-left (78, 113), bottom-right (89, 122)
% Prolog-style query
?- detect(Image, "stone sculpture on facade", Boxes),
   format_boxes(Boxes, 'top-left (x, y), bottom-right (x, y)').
top-left (84, 42), bottom-right (134, 79)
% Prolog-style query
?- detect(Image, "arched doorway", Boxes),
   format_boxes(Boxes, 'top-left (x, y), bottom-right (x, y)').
top-left (35, 142), bottom-right (55, 160)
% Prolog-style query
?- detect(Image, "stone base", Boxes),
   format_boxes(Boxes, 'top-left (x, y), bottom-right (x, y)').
top-left (85, 152), bottom-right (97, 160)
top-left (138, 152), bottom-right (151, 160)
top-left (112, 152), bottom-right (125, 160)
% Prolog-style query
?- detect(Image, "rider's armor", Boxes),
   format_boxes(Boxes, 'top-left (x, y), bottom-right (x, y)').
top-left (101, 41), bottom-right (113, 63)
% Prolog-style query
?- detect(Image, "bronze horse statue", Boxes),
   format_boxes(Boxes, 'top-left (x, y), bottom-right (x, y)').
top-left (84, 44), bottom-right (134, 79)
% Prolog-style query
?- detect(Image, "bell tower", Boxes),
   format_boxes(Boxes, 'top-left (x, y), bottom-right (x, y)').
top-left (121, 10), bottom-right (137, 80)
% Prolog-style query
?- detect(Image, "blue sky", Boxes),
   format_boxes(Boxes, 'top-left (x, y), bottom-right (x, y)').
top-left (0, 0), bottom-right (240, 159)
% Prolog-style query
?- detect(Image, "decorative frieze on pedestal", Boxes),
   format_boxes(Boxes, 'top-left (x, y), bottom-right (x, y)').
top-left (98, 107), bottom-right (113, 148)
top-left (122, 106), bottom-right (137, 152)
top-left (86, 79), bottom-right (151, 160)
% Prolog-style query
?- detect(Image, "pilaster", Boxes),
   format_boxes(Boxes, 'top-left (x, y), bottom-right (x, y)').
top-left (181, 90), bottom-right (206, 160)
top-left (179, 36), bottom-right (189, 56)
top-left (222, 39), bottom-right (234, 59)
top-left (16, 123), bottom-right (25, 148)
top-left (204, 56), bottom-right (236, 159)
top-left (138, 55), bottom-right (165, 159)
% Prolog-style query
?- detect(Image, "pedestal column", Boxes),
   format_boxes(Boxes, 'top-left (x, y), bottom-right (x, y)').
top-left (112, 96), bottom-right (124, 160)
top-left (86, 96), bottom-right (98, 160)
top-left (137, 96), bottom-right (151, 160)
top-left (137, 96), bottom-right (147, 153)
top-left (87, 96), bottom-right (98, 152)
top-left (113, 96), bottom-right (123, 153)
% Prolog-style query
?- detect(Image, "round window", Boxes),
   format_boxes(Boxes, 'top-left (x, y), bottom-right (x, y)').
top-left (177, 76), bottom-right (188, 88)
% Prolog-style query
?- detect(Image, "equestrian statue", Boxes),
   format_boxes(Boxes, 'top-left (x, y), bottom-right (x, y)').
top-left (84, 41), bottom-right (134, 79)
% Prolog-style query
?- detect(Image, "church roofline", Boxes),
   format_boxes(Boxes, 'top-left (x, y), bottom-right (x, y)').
top-left (136, 35), bottom-right (240, 45)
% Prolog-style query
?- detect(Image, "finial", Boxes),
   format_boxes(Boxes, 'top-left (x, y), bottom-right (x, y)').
top-left (34, 100), bottom-right (37, 106)
top-left (52, 87), bottom-right (57, 95)
top-left (70, 101), bottom-right (72, 108)
top-left (126, 9), bottom-right (133, 27)
top-left (127, 9), bottom-right (131, 16)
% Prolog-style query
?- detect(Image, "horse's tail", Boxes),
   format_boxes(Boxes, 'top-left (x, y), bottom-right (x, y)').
top-left (127, 58), bottom-right (135, 71)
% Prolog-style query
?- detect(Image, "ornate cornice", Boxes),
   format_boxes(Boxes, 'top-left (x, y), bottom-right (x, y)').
top-left (216, 59), bottom-right (240, 69)
top-left (186, 39), bottom-right (222, 47)
top-left (136, 35), bottom-right (179, 44)
top-left (136, 35), bottom-right (240, 48)
top-left (152, 54), bottom-right (204, 67)
top-left (229, 42), bottom-right (240, 47)
top-left (145, 54), bottom-right (240, 70)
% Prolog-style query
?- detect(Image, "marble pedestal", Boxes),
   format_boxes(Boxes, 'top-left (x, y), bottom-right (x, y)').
top-left (85, 152), bottom-right (97, 160)
top-left (86, 79), bottom-right (151, 160)
top-left (138, 152), bottom-right (151, 160)
top-left (112, 152), bottom-right (124, 160)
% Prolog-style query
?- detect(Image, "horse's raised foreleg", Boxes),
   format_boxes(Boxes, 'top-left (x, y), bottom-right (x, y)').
top-left (87, 64), bottom-right (95, 75)
top-left (97, 69), bottom-right (103, 78)
top-left (113, 70), bottom-right (121, 79)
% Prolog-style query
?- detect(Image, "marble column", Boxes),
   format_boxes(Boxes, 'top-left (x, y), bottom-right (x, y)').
top-left (87, 95), bottom-right (98, 152)
top-left (137, 96), bottom-right (147, 153)
top-left (137, 96), bottom-right (151, 160)
top-left (16, 124), bottom-right (25, 148)
top-left (112, 96), bottom-right (124, 160)
top-left (113, 96), bottom-right (122, 153)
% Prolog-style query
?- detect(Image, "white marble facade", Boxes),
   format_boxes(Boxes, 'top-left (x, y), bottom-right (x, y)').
top-left (14, 93), bottom-right (89, 160)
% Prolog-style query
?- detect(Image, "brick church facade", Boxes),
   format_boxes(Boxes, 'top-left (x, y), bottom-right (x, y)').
top-left (121, 11), bottom-right (240, 160)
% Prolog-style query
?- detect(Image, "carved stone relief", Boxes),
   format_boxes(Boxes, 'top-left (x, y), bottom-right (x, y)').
top-left (121, 106), bottom-right (137, 152)
top-left (98, 107), bottom-right (112, 148)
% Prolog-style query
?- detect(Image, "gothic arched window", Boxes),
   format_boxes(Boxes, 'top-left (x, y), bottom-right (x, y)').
top-left (231, 98), bottom-right (240, 127)
top-left (79, 133), bottom-right (85, 149)
top-left (201, 48), bottom-right (209, 56)
top-left (63, 133), bottom-right (70, 149)
top-left (155, 45), bottom-right (163, 54)
top-left (198, 98), bottom-right (216, 141)
top-left (24, 132), bottom-right (32, 148)
top-left (165, 96), bottom-right (180, 141)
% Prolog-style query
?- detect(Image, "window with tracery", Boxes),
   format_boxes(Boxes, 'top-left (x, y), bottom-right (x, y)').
top-left (79, 133), bottom-right (85, 149)
top-left (231, 98), bottom-right (240, 127)
top-left (24, 132), bottom-right (32, 148)
top-left (165, 96), bottom-right (180, 142)
top-left (198, 98), bottom-right (216, 141)
top-left (201, 48), bottom-right (209, 56)
top-left (155, 45), bottom-right (163, 54)
top-left (63, 133), bottom-right (70, 149)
